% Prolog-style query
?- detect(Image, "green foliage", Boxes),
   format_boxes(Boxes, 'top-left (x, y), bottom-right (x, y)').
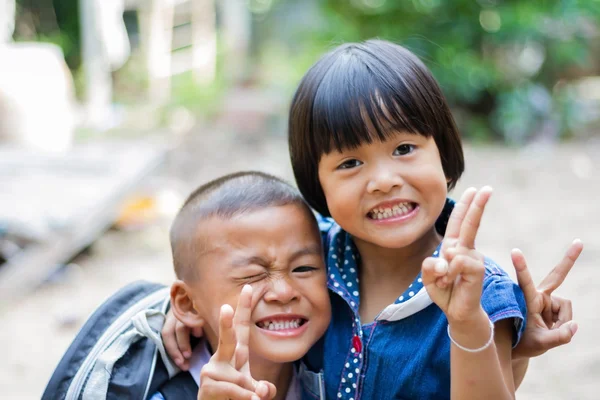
top-left (263, 0), bottom-right (599, 143)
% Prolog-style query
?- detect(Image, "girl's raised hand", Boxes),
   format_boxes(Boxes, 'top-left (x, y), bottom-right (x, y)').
top-left (421, 187), bottom-right (492, 324)
top-left (198, 285), bottom-right (276, 400)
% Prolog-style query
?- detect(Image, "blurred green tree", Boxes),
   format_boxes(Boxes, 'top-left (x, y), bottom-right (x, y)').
top-left (266, 0), bottom-right (600, 142)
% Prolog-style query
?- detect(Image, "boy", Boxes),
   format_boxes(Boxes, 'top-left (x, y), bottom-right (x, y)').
top-left (152, 171), bottom-right (331, 399)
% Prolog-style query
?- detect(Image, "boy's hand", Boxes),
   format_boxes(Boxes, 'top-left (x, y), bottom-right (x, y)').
top-left (511, 240), bottom-right (583, 359)
top-left (198, 285), bottom-right (276, 400)
top-left (422, 187), bottom-right (492, 324)
top-left (162, 309), bottom-right (203, 370)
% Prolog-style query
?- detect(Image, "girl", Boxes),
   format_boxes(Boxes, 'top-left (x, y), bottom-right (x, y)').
top-left (165, 40), bottom-right (582, 399)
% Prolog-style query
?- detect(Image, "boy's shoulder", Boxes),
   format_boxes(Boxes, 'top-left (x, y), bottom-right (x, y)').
top-left (42, 280), bottom-right (183, 399)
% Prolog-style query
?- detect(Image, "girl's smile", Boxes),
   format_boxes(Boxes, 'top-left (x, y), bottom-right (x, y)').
top-left (318, 132), bottom-right (448, 251)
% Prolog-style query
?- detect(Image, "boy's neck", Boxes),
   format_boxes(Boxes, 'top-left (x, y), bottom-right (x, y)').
top-left (250, 358), bottom-right (294, 400)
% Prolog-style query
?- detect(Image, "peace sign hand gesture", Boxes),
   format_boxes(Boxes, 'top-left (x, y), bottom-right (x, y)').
top-left (511, 240), bottom-right (583, 359)
top-left (198, 285), bottom-right (277, 400)
top-left (421, 187), bottom-right (492, 324)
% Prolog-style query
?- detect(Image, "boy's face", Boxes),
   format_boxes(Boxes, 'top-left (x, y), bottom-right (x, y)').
top-left (187, 204), bottom-right (330, 365)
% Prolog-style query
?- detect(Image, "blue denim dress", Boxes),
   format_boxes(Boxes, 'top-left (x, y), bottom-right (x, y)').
top-left (300, 199), bottom-right (527, 400)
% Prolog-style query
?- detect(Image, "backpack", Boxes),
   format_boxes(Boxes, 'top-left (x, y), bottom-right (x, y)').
top-left (42, 280), bottom-right (198, 400)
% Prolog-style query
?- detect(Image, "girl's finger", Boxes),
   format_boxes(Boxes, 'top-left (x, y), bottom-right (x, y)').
top-left (214, 304), bottom-right (237, 363)
top-left (421, 257), bottom-right (448, 286)
top-left (175, 320), bottom-right (193, 360)
top-left (442, 187), bottom-right (477, 255)
top-left (446, 254), bottom-right (485, 285)
top-left (538, 239), bottom-right (583, 295)
top-left (458, 186), bottom-right (492, 249)
top-left (161, 309), bottom-right (186, 369)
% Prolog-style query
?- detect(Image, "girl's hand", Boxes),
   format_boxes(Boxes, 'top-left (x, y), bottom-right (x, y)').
top-left (198, 285), bottom-right (276, 400)
top-left (422, 187), bottom-right (492, 324)
top-left (162, 308), bottom-right (203, 370)
top-left (511, 240), bottom-right (583, 359)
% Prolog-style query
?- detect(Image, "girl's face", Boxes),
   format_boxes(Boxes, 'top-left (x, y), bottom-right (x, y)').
top-left (318, 132), bottom-right (448, 250)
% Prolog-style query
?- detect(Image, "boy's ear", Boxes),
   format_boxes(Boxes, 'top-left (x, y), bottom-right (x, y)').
top-left (170, 280), bottom-right (205, 330)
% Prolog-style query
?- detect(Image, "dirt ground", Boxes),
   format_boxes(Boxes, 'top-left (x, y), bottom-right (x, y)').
top-left (1, 116), bottom-right (598, 398)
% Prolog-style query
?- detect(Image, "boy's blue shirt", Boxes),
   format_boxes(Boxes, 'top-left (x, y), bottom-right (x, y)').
top-left (301, 198), bottom-right (527, 400)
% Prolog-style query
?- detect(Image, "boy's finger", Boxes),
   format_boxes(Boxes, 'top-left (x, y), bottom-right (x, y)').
top-left (442, 187), bottom-right (477, 254)
top-left (511, 248), bottom-right (539, 306)
top-left (200, 363), bottom-right (256, 391)
top-left (458, 186), bottom-right (492, 249)
top-left (255, 380), bottom-right (277, 400)
top-left (538, 239), bottom-right (583, 295)
top-left (214, 304), bottom-right (237, 363)
top-left (233, 285), bottom-right (253, 372)
top-left (552, 296), bottom-right (573, 329)
top-left (202, 380), bottom-right (260, 400)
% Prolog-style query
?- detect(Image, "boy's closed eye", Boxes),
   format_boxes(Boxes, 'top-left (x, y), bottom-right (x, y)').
top-left (292, 265), bottom-right (319, 274)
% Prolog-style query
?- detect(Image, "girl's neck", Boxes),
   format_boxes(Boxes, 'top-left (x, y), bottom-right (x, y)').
top-left (355, 227), bottom-right (442, 283)
top-left (250, 359), bottom-right (294, 400)
top-left (353, 227), bottom-right (442, 323)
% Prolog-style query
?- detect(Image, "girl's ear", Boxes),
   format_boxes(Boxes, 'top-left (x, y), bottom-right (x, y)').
top-left (170, 280), bottom-right (205, 330)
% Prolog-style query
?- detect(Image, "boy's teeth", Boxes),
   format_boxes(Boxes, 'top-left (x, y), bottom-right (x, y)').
top-left (260, 319), bottom-right (302, 330)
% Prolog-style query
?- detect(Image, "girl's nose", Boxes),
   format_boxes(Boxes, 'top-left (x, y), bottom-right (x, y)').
top-left (263, 277), bottom-right (299, 304)
top-left (366, 162), bottom-right (404, 194)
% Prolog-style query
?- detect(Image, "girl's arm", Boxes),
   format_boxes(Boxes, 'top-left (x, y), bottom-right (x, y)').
top-left (447, 310), bottom-right (515, 399)
top-left (422, 187), bottom-right (515, 400)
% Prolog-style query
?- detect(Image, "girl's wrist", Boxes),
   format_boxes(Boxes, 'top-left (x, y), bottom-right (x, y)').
top-left (447, 308), bottom-right (492, 350)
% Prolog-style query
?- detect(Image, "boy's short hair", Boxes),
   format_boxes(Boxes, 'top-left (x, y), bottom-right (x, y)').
top-left (288, 39), bottom-right (465, 217)
top-left (170, 171), bottom-right (318, 280)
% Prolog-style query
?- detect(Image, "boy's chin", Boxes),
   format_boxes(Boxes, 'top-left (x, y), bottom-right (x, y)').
top-left (251, 343), bottom-right (311, 364)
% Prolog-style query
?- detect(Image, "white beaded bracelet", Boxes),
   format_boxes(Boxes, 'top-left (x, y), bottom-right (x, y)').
top-left (447, 318), bottom-right (495, 353)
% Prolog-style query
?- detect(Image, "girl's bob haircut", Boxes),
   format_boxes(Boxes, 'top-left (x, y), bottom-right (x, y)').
top-left (289, 39), bottom-right (464, 217)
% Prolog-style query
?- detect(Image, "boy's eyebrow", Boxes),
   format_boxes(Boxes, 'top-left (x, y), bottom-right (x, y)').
top-left (289, 244), bottom-right (323, 262)
top-left (229, 244), bottom-right (322, 268)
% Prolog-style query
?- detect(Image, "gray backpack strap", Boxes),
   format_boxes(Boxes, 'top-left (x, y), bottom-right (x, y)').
top-left (82, 308), bottom-right (180, 399)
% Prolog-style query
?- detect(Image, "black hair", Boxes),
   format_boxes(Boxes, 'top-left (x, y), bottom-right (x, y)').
top-left (170, 171), bottom-right (317, 280)
top-left (289, 39), bottom-right (464, 216)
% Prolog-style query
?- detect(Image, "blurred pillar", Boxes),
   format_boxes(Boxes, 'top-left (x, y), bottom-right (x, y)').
top-left (80, 0), bottom-right (130, 129)
top-left (0, 0), bottom-right (15, 43)
top-left (190, 0), bottom-right (216, 85)
top-left (138, 0), bottom-right (174, 103)
top-left (219, 0), bottom-right (251, 83)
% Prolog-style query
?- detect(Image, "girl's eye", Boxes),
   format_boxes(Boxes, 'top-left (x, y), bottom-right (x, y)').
top-left (293, 266), bottom-right (318, 273)
top-left (337, 159), bottom-right (363, 170)
top-left (393, 144), bottom-right (415, 156)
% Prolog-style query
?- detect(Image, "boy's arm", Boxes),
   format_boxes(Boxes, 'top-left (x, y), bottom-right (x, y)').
top-left (509, 241), bottom-right (582, 388)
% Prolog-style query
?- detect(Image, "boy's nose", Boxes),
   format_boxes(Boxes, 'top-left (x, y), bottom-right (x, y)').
top-left (263, 277), bottom-right (299, 304)
top-left (366, 163), bottom-right (404, 194)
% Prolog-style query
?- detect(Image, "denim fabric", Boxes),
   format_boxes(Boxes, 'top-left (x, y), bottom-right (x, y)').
top-left (301, 198), bottom-right (527, 400)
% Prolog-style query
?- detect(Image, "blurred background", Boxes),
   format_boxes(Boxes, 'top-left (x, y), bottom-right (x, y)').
top-left (0, 0), bottom-right (598, 398)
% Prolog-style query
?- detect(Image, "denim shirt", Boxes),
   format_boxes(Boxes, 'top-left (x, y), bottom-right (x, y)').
top-left (300, 199), bottom-right (527, 400)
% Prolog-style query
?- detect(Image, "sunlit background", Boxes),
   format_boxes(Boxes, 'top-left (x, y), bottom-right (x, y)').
top-left (0, 0), bottom-right (598, 398)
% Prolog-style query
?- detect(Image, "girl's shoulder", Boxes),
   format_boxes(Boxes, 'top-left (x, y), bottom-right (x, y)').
top-left (480, 256), bottom-right (527, 347)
